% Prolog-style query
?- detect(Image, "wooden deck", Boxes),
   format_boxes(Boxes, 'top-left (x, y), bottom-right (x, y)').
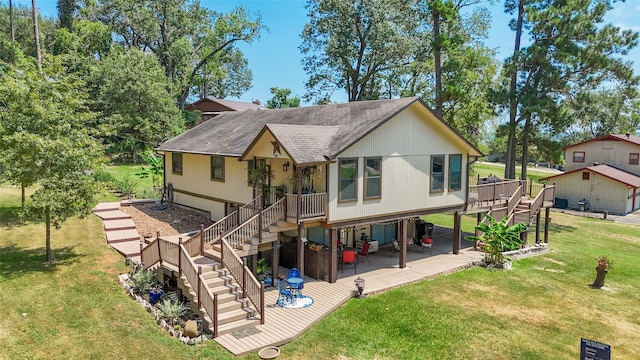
top-left (215, 226), bottom-right (484, 355)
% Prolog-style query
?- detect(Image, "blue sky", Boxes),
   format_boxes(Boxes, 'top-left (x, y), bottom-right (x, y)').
top-left (12, 0), bottom-right (640, 105)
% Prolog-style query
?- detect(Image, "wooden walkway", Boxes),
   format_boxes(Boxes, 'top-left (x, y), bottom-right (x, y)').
top-left (215, 227), bottom-right (484, 355)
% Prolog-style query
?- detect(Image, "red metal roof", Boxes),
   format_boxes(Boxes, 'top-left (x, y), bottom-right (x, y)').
top-left (563, 134), bottom-right (640, 150)
top-left (541, 164), bottom-right (640, 188)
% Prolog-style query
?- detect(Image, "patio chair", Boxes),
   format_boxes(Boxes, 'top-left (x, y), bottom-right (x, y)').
top-left (355, 241), bottom-right (371, 265)
top-left (391, 239), bottom-right (400, 256)
top-left (341, 249), bottom-right (357, 273)
top-left (420, 236), bottom-right (433, 255)
top-left (287, 268), bottom-right (303, 297)
top-left (276, 278), bottom-right (294, 306)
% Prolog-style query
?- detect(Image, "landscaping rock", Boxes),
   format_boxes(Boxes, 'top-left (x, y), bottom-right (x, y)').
top-left (183, 320), bottom-right (199, 338)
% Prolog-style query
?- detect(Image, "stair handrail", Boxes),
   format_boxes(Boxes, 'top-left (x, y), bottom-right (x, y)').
top-left (141, 238), bottom-right (161, 268)
top-left (179, 243), bottom-right (219, 336)
top-left (195, 193), bottom-right (263, 250)
top-left (220, 237), bottom-right (264, 325)
top-left (262, 197), bottom-right (286, 228)
top-left (224, 213), bottom-right (261, 250)
top-left (506, 185), bottom-right (523, 216)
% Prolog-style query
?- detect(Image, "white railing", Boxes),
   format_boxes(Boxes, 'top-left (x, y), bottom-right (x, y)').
top-left (285, 192), bottom-right (327, 220)
top-left (262, 198), bottom-right (285, 228)
top-left (225, 214), bottom-right (260, 250)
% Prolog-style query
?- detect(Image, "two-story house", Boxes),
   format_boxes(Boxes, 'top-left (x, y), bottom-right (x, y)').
top-left (542, 134), bottom-right (640, 214)
top-left (156, 97), bottom-right (483, 281)
top-left (184, 97), bottom-right (264, 124)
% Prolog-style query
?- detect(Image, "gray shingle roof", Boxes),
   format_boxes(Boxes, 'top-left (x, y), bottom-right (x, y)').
top-left (157, 97), bottom-right (481, 159)
top-left (265, 124), bottom-right (340, 164)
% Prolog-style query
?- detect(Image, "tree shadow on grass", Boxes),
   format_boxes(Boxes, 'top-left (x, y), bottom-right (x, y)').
top-left (548, 223), bottom-right (577, 233)
top-left (0, 244), bottom-right (80, 280)
top-left (0, 206), bottom-right (44, 230)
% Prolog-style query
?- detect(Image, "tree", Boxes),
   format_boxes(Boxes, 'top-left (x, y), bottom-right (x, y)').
top-left (266, 87), bottom-right (300, 109)
top-left (192, 47), bottom-right (253, 99)
top-left (57, 0), bottom-right (76, 31)
top-left (89, 47), bottom-right (184, 161)
top-left (84, 0), bottom-right (262, 108)
top-left (0, 4), bottom-right (57, 60)
top-left (499, 0), bottom-right (638, 180)
top-left (300, 0), bottom-right (417, 103)
top-left (0, 57), bottom-right (104, 262)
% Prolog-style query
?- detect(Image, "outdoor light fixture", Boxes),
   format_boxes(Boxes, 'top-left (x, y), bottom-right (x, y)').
top-left (282, 162), bottom-right (290, 172)
top-left (354, 276), bottom-right (365, 298)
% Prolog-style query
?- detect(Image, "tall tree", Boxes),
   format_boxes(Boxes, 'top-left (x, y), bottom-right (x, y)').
top-left (57, 0), bottom-right (76, 31)
top-left (89, 47), bottom-right (184, 161)
top-left (300, 0), bottom-right (416, 102)
top-left (84, 0), bottom-right (262, 108)
top-left (499, 0), bottom-right (638, 179)
top-left (0, 57), bottom-right (104, 262)
top-left (266, 87), bottom-right (301, 109)
top-left (30, 0), bottom-right (41, 73)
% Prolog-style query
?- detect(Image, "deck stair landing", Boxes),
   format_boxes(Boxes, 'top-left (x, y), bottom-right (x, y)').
top-left (92, 202), bottom-right (142, 261)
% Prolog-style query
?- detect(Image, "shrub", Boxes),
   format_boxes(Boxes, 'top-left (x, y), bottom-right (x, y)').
top-left (157, 299), bottom-right (189, 326)
top-left (465, 214), bottom-right (527, 265)
top-left (130, 269), bottom-right (156, 294)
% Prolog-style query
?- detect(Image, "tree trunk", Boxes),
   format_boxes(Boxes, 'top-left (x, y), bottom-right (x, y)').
top-left (521, 115), bottom-right (530, 180)
top-left (45, 205), bottom-right (52, 262)
top-left (21, 185), bottom-right (25, 209)
top-left (31, 0), bottom-right (42, 74)
top-left (505, 1), bottom-right (524, 179)
top-left (591, 267), bottom-right (607, 288)
top-left (433, 9), bottom-right (443, 119)
top-left (10, 0), bottom-right (15, 42)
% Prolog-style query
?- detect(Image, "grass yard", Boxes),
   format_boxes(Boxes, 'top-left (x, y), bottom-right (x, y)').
top-left (102, 163), bottom-right (157, 199)
top-left (1, 185), bottom-right (639, 359)
top-left (471, 162), bottom-right (554, 183)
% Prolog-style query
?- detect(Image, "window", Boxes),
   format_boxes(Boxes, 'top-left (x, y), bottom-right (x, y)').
top-left (630, 153), bottom-right (639, 165)
top-left (448, 154), bottom-right (462, 191)
top-left (247, 159), bottom-right (266, 186)
top-left (172, 152), bottom-right (183, 175)
top-left (582, 172), bottom-right (590, 180)
top-left (573, 151), bottom-right (585, 163)
top-left (364, 157), bottom-right (381, 199)
top-left (339, 158), bottom-right (358, 202)
top-left (210, 155), bottom-right (224, 181)
top-left (430, 155), bottom-right (445, 193)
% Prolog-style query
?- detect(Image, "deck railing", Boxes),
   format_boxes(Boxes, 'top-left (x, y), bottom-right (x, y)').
top-left (220, 238), bottom-right (264, 325)
top-left (262, 197), bottom-right (285, 228)
top-left (200, 193), bottom-right (263, 248)
top-left (286, 192), bottom-right (327, 220)
top-left (468, 180), bottom-right (524, 208)
top-left (225, 214), bottom-right (260, 250)
top-left (141, 238), bottom-right (160, 267)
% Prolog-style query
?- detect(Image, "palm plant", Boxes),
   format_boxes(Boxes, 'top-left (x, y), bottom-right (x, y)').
top-left (465, 215), bottom-right (527, 266)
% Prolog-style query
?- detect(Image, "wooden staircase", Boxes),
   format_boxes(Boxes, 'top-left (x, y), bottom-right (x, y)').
top-left (141, 195), bottom-right (290, 338)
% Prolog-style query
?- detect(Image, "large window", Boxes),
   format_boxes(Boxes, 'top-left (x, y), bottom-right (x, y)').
top-left (339, 158), bottom-right (358, 202)
top-left (573, 151), bottom-right (585, 163)
top-left (364, 157), bottom-right (381, 199)
top-left (172, 152), bottom-right (183, 175)
top-left (210, 155), bottom-right (224, 181)
top-left (448, 154), bottom-right (462, 191)
top-left (430, 155), bottom-right (445, 193)
top-left (630, 153), bottom-right (639, 165)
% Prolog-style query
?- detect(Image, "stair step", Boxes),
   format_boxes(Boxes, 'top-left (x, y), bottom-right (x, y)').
top-left (217, 308), bottom-right (255, 325)
top-left (215, 318), bottom-right (261, 337)
top-left (106, 229), bottom-right (140, 243)
top-left (209, 283), bottom-right (239, 296)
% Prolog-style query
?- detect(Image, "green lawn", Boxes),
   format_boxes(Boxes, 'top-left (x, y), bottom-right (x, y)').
top-left (471, 162), bottom-right (554, 183)
top-left (102, 163), bottom-right (157, 199)
top-left (1, 185), bottom-right (639, 359)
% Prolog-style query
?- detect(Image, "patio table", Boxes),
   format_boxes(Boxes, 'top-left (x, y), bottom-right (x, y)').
top-left (287, 277), bottom-right (304, 297)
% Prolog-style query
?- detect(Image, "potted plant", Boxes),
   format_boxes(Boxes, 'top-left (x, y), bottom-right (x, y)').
top-left (256, 258), bottom-right (268, 281)
top-left (149, 284), bottom-right (164, 305)
top-left (592, 255), bottom-right (613, 288)
top-left (465, 214), bottom-right (527, 268)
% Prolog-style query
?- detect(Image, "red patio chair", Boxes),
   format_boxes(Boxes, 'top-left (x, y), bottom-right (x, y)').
top-left (342, 249), bottom-right (356, 273)
top-left (356, 241), bottom-right (371, 265)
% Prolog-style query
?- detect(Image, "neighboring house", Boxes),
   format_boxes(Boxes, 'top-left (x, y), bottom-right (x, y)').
top-left (563, 133), bottom-right (640, 175)
top-left (156, 97), bottom-right (482, 279)
top-left (184, 97), bottom-right (264, 123)
top-left (542, 133), bottom-right (640, 214)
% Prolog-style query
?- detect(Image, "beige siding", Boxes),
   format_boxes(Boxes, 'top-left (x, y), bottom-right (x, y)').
top-left (328, 106), bottom-right (467, 222)
top-left (565, 140), bottom-right (640, 174)
top-left (552, 170), bottom-right (629, 214)
top-left (165, 153), bottom-right (254, 220)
